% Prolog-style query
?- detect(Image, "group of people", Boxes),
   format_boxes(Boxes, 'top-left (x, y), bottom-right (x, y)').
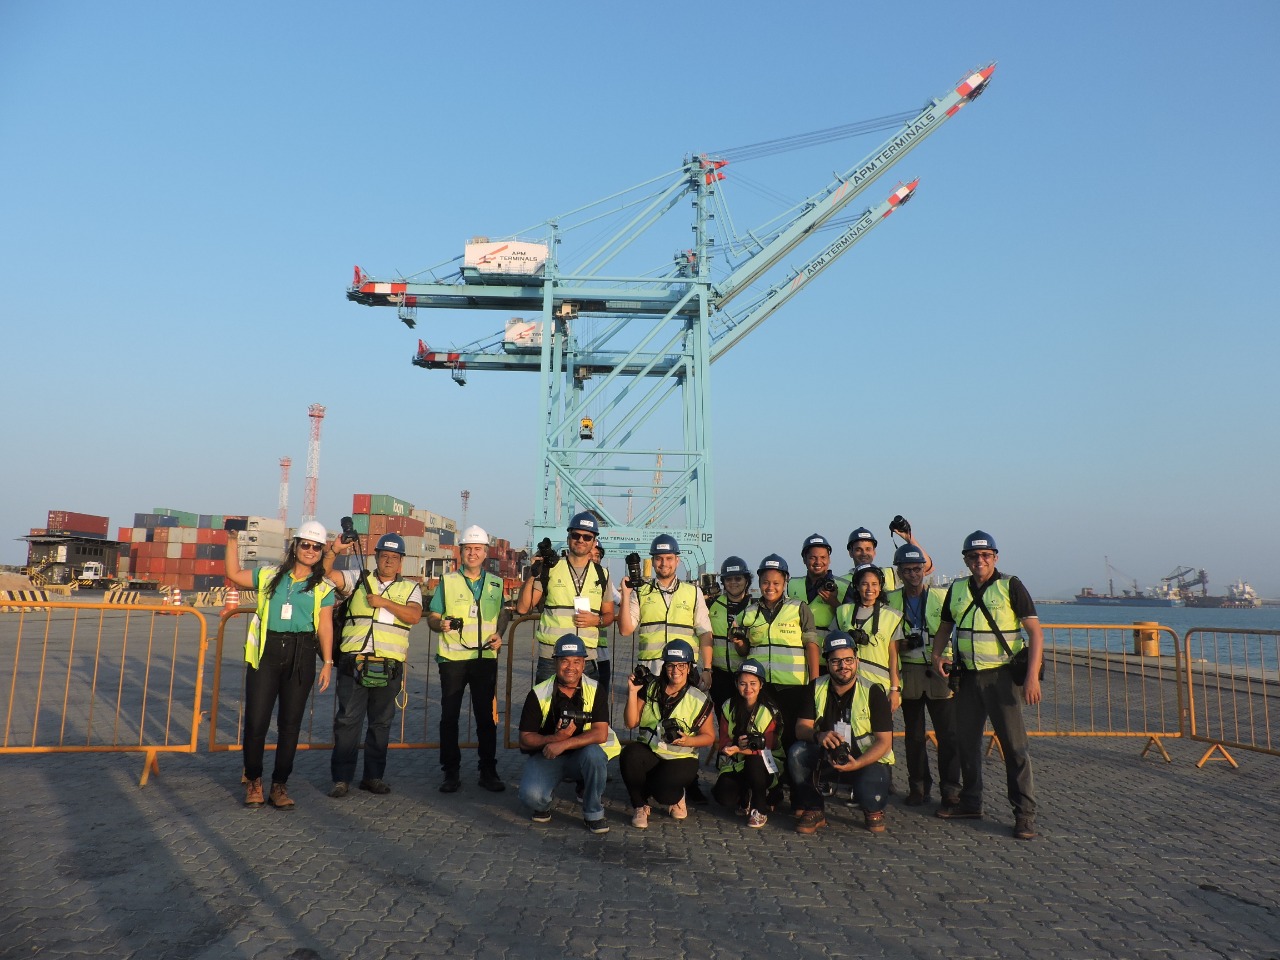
top-left (224, 511), bottom-right (1043, 842)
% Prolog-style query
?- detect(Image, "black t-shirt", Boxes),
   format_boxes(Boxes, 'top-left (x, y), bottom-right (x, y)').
top-left (518, 680), bottom-right (610, 754)
top-left (798, 679), bottom-right (892, 732)
top-left (939, 571), bottom-right (1037, 624)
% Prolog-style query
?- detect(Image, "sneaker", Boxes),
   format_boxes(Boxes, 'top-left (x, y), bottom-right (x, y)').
top-left (267, 782), bottom-right (294, 809)
top-left (795, 810), bottom-right (827, 835)
top-left (328, 782), bottom-right (349, 799)
top-left (244, 777), bottom-right (265, 807)
top-left (864, 810), bottom-right (887, 833)
top-left (936, 804), bottom-right (982, 820)
top-left (530, 808), bottom-right (552, 824)
top-left (360, 779), bottom-right (391, 795)
top-left (747, 809), bottom-right (768, 829)
top-left (478, 772), bottom-right (506, 793)
top-left (439, 772), bottom-right (461, 794)
top-left (584, 817), bottom-right (610, 835)
top-left (670, 792), bottom-right (688, 820)
top-left (631, 805), bottom-right (650, 829)
top-left (735, 806), bottom-right (748, 817)
top-left (1013, 816), bottom-right (1037, 840)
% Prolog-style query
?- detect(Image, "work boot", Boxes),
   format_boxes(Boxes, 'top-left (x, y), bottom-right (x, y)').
top-left (864, 810), bottom-right (887, 833)
top-left (1013, 816), bottom-right (1037, 840)
top-left (478, 771), bottom-right (506, 793)
top-left (267, 782), bottom-right (294, 809)
top-left (440, 771), bottom-right (461, 793)
top-left (328, 782), bottom-right (349, 799)
top-left (244, 777), bottom-right (265, 807)
top-left (795, 810), bottom-right (828, 835)
top-left (360, 779), bottom-right (391, 795)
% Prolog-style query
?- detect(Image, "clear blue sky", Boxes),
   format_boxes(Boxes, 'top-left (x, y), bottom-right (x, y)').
top-left (3, 1), bottom-right (1278, 598)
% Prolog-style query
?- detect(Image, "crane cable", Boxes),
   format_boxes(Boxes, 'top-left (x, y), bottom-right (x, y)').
top-left (704, 109), bottom-right (920, 162)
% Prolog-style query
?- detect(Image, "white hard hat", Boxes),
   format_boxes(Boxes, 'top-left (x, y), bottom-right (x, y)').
top-left (296, 520), bottom-right (327, 544)
top-left (459, 525), bottom-right (490, 546)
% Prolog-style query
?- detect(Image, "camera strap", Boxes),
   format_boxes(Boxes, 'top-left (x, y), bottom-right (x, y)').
top-left (971, 581), bottom-right (1014, 658)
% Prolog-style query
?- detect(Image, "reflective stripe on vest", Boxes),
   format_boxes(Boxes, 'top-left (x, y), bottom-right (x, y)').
top-left (340, 576), bottom-right (419, 661)
top-left (948, 576), bottom-right (1025, 671)
top-left (636, 581), bottom-right (698, 662)
top-left (436, 571), bottom-right (505, 661)
top-left (638, 684), bottom-right (710, 759)
top-left (534, 558), bottom-right (606, 654)
top-left (786, 575), bottom-right (847, 630)
top-left (708, 596), bottom-right (749, 673)
top-left (245, 567), bottom-right (333, 669)
top-left (832, 603), bottom-right (901, 691)
top-left (738, 600), bottom-right (806, 686)
top-left (886, 587), bottom-right (949, 664)
top-left (717, 699), bottom-right (784, 775)
top-left (533, 676), bottom-right (621, 760)
top-left (812, 676), bottom-right (894, 766)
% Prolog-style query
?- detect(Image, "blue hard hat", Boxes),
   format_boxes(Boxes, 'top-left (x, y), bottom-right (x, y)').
top-left (962, 530), bottom-right (998, 554)
top-left (662, 639), bottom-right (695, 664)
top-left (847, 526), bottom-right (878, 548)
top-left (851, 563), bottom-right (885, 588)
top-left (737, 658), bottom-right (765, 679)
top-left (553, 635), bottom-right (587, 658)
top-left (824, 631), bottom-right (859, 658)
top-left (757, 554), bottom-right (789, 577)
top-left (801, 533), bottom-right (833, 556)
top-left (375, 533), bottom-right (406, 555)
top-left (567, 511), bottom-right (600, 536)
top-left (893, 544), bottom-right (925, 566)
top-left (720, 555), bottom-right (750, 578)
top-left (650, 534), bottom-right (680, 557)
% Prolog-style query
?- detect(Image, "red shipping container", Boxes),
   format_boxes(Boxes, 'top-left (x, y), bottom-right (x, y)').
top-left (353, 494), bottom-right (372, 514)
top-left (195, 560), bottom-right (221, 576)
top-left (181, 543), bottom-right (196, 559)
top-left (176, 575), bottom-right (195, 591)
top-left (117, 527), bottom-right (131, 542)
top-left (153, 528), bottom-right (170, 543)
top-left (369, 515), bottom-right (389, 537)
top-left (47, 510), bottom-right (110, 537)
top-left (178, 560), bottom-right (195, 575)
top-left (384, 516), bottom-right (426, 537)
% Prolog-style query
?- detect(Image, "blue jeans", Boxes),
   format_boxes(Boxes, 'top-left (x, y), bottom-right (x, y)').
top-left (787, 740), bottom-right (891, 814)
top-left (518, 745), bottom-right (609, 822)
top-left (954, 665), bottom-right (1036, 817)
top-left (330, 660), bottom-right (402, 784)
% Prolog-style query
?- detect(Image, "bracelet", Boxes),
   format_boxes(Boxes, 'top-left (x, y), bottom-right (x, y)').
top-left (324, 660), bottom-right (334, 665)
top-left (890, 686), bottom-right (900, 692)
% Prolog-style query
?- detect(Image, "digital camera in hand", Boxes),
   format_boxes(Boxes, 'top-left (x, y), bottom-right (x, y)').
top-left (558, 708), bottom-right (592, 729)
top-left (815, 573), bottom-right (837, 593)
top-left (829, 742), bottom-right (852, 766)
top-left (947, 659), bottom-right (965, 694)
top-left (660, 718), bottom-right (685, 742)
top-left (445, 616), bottom-right (464, 631)
top-left (632, 663), bottom-right (657, 687)
top-left (743, 731), bottom-right (767, 751)
top-left (339, 516), bottom-right (359, 544)
top-left (889, 514), bottom-right (912, 537)
top-left (903, 630), bottom-right (925, 651)
top-left (625, 552), bottom-right (645, 589)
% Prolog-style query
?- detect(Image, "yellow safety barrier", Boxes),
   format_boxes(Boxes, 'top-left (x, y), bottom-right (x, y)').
top-left (0, 601), bottom-right (209, 785)
top-left (1182, 627), bottom-right (1279, 767)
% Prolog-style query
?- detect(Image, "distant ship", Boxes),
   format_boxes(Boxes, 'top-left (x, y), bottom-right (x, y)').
top-left (1075, 556), bottom-right (1184, 607)
top-left (1185, 579), bottom-right (1263, 609)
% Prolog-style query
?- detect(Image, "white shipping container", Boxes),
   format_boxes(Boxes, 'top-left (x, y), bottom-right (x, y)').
top-left (244, 531), bottom-right (286, 548)
top-left (167, 542), bottom-right (183, 559)
top-left (239, 546), bottom-right (285, 562)
top-left (247, 516), bottom-right (287, 534)
top-left (176, 528), bottom-right (197, 544)
top-left (131, 528), bottom-right (146, 543)
top-left (401, 556), bottom-right (425, 578)
top-left (401, 536), bottom-right (426, 557)
top-left (463, 240), bottom-right (548, 277)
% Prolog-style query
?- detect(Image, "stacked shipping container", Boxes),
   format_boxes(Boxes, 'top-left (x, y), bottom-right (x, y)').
top-left (117, 509), bottom-right (284, 592)
top-left (47, 510), bottom-right (110, 539)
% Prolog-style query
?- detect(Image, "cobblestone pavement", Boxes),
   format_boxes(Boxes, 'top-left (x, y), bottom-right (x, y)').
top-left (3, 735), bottom-right (1277, 960)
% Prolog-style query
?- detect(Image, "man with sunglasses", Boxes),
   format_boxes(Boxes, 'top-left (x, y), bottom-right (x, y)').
top-left (789, 631), bottom-right (894, 835)
top-left (324, 532), bottom-right (423, 798)
top-left (517, 512), bottom-right (615, 684)
top-left (930, 531), bottom-right (1043, 840)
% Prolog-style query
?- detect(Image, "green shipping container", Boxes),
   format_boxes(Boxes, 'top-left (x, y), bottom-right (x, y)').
top-left (153, 507), bottom-right (199, 527)
top-left (352, 514), bottom-right (370, 534)
top-left (369, 495), bottom-right (413, 517)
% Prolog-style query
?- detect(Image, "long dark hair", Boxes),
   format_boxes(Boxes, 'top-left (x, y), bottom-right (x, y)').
top-left (265, 539), bottom-right (327, 598)
top-left (728, 680), bottom-right (780, 738)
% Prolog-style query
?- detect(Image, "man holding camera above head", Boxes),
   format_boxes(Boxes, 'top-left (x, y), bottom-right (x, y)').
top-left (930, 531), bottom-right (1043, 841)
top-left (844, 519), bottom-right (933, 596)
top-left (516, 511), bottom-right (615, 685)
top-left (618, 534), bottom-right (713, 679)
top-left (790, 632), bottom-right (894, 835)
top-left (703, 555), bottom-right (753, 709)
top-left (886, 543), bottom-right (960, 808)
top-left (426, 524), bottom-right (511, 795)
top-left (788, 534), bottom-right (847, 635)
top-left (518, 635), bottom-right (619, 834)
top-left (325, 532), bottom-right (423, 799)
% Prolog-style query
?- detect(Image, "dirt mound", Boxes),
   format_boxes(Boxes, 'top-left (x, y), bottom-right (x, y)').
top-left (0, 573), bottom-right (36, 591)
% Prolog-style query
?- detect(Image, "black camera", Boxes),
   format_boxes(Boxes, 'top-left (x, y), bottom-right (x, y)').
top-left (727, 624), bottom-right (750, 652)
top-left (850, 627), bottom-right (871, 647)
top-left (829, 742), bottom-right (852, 766)
top-left (632, 663), bottom-right (656, 688)
top-left (903, 630), bottom-right (925, 651)
top-left (946, 659), bottom-right (965, 694)
top-left (889, 515), bottom-right (911, 538)
top-left (743, 730), bottom-right (767, 751)
top-left (814, 573), bottom-right (837, 593)
top-left (699, 572), bottom-right (720, 601)
top-left (339, 516), bottom-right (358, 544)
top-left (625, 552), bottom-right (645, 589)
top-left (558, 707), bottom-right (591, 730)
top-left (660, 718), bottom-right (684, 743)
top-left (445, 616), bottom-right (464, 631)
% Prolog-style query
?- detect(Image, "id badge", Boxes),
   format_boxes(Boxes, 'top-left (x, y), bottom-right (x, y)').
top-left (573, 596), bottom-right (591, 614)
top-left (280, 602), bottom-right (294, 621)
top-left (835, 721), bottom-right (852, 744)
top-left (761, 747), bottom-right (778, 775)
top-left (469, 603), bottom-right (479, 618)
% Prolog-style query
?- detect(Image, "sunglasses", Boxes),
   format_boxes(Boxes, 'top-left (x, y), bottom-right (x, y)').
top-left (297, 540), bottom-right (324, 552)
top-left (569, 532), bottom-right (596, 542)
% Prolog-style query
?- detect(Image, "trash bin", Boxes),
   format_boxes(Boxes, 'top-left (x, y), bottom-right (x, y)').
top-left (1132, 622), bottom-right (1161, 656)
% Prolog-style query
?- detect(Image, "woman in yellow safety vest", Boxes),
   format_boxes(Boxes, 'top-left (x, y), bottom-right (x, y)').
top-left (833, 564), bottom-right (903, 711)
top-left (621, 639), bottom-right (716, 829)
top-left (712, 658), bottom-right (784, 829)
top-left (224, 519), bottom-right (335, 810)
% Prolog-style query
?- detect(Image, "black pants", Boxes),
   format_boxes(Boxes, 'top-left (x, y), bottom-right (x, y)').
top-left (900, 693), bottom-right (960, 800)
top-left (709, 668), bottom-right (736, 713)
top-left (331, 656), bottom-right (403, 784)
top-left (712, 754), bottom-right (772, 812)
top-left (243, 631), bottom-right (316, 784)
top-left (438, 658), bottom-right (499, 775)
top-left (619, 742), bottom-right (699, 807)
top-left (769, 683), bottom-right (809, 755)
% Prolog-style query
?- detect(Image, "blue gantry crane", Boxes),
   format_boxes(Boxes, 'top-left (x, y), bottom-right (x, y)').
top-left (347, 65), bottom-right (995, 571)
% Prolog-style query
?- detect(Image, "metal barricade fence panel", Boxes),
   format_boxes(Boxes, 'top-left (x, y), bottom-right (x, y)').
top-left (1183, 627), bottom-right (1279, 766)
top-left (0, 602), bottom-right (209, 784)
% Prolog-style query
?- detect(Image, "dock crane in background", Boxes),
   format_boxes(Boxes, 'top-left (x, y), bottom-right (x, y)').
top-left (348, 65), bottom-right (995, 570)
top-left (1163, 566), bottom-right (1209, 600)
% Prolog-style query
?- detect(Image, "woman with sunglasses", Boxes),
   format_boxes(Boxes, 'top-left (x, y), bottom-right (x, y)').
top-left (224, 519), bottom-right (336, 808)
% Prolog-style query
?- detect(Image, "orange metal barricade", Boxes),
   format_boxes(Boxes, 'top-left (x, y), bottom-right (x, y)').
top-left (1182, 627), bottom-right (1279, 767)
top-left (0, 601), bottom-right (209, 784)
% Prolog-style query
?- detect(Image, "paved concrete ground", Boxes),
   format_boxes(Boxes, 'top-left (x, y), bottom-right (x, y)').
top-left (3, 735), bottom-right (1277, 960)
